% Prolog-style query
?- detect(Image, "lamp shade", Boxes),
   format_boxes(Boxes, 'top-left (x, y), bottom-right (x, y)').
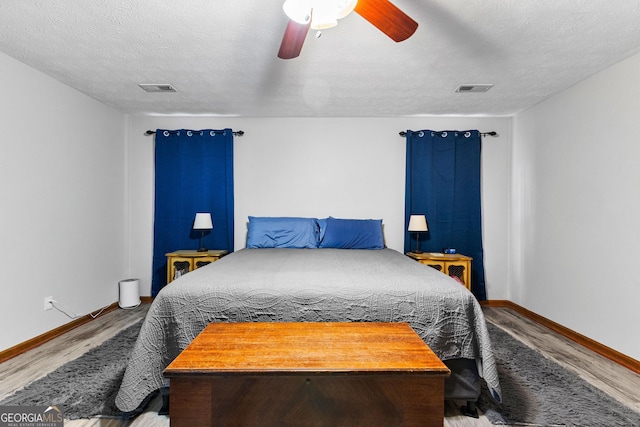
top-left (193, 213), bottom-right (213, 230)
top-left (408, 214), bottom-right (428, 232)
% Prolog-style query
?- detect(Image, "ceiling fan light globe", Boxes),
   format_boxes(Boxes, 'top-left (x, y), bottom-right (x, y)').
top-left (336, 0), bottom-right (358, 19)
top-left (283, 0), bottom-right (312, 24)
top-left (310, 18), bottom-right (338, 30)
top-left (310, 2), bottom-right (338, 30)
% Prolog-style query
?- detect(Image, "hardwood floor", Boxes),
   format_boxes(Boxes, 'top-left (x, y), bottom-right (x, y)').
top-left (0, 304), bottom-right (148, 402)
top-left (483, 306), bottom-right (640, 414)
top-left (0, 304), bottom-right (638, 426)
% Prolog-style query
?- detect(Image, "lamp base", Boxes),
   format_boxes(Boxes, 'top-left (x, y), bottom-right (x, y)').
top-left (197, 233), bottom-right (208, 252)
top-left (413, 250), bottom-right (423, 254)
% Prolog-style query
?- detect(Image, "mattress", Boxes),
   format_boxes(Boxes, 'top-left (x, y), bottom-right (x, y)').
top-left (115, 248), bottom-right (501, 412)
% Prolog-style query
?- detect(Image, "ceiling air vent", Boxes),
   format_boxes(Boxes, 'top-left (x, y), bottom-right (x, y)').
top-left (138, 84), bottom-right (177, 93)
top-left (455, 84), bottom-right (493, 93)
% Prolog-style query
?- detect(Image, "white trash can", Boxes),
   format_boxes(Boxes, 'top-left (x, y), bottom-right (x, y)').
top-left (118, 279), bottom-right (141, 309)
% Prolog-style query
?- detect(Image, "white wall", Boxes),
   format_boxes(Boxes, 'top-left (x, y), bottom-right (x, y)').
top-left (128, 115), bottom-right (511, 300)
top-left (4, 42), bottom-right (639, 363)
top-left (0, 52), bottom-right (128, 351)
top-left (512, 52), bottom-right (640, 359)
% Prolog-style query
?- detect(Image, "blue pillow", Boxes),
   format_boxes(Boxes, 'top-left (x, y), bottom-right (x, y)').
top-left (318, 217), bottom-right (384, 249)
top-left (246, 217), bottom-right (319, 248)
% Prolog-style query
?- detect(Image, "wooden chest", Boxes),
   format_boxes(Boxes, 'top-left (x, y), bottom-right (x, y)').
top-left (164, 322), bottom-right (450, 426)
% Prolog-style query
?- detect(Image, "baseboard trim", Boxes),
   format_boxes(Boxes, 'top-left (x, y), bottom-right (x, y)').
top-left (482, 299), bottom-right (640, 375)
top-left (0, 296), bottom-right (155, 364)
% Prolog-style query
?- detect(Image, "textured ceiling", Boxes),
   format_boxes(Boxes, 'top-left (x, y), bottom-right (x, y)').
top-left (1, 0), bottom-right (640, 117)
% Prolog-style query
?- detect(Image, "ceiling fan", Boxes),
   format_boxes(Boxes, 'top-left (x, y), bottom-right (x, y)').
top-left (278, 0), bottom-right (418, 59)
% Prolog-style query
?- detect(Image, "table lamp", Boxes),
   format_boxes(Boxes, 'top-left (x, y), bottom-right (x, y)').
top-left (193, 213), bottom-right (213, 252)
top-left (408, 214), bottom-right (428, 253)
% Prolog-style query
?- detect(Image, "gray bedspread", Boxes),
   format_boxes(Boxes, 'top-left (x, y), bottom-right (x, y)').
top-left (115, 248), bottom-right (501, 412)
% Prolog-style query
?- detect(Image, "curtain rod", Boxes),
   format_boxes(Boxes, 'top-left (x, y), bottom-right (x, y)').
top-left (145, 129), bottom-right (245, 137)
top-left (399, 130), bottom-right (497, 137)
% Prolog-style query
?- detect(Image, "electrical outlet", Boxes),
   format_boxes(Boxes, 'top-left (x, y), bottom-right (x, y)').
top-left (44, 296), bottom-right (54, 311)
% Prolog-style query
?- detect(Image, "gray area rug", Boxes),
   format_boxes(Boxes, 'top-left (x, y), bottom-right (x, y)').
top-left (478, 322), bottom-right (640, 426)
top-left (0, 320), bottom-right (143, 419)
top-left (3, 318), bottom-right (639, 425)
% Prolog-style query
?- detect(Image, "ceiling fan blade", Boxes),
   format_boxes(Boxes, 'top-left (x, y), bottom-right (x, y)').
top-left (354, 0), bottom-right (418, 42)
top-left (278, 19), bottom-right (311, 59)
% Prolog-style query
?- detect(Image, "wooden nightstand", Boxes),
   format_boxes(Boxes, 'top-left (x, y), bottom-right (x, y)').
top-left (166, 250), bottom-right (228, 284)
top-left (406, 252), bottom-right (472, 291)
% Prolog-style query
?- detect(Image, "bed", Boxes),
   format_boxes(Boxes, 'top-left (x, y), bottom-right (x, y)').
top-left (115, 217), bottom-right (501, 415)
